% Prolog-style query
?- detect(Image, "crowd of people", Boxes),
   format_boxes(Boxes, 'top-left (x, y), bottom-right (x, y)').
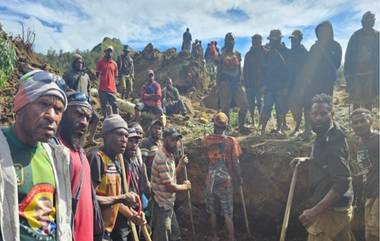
top-left (0, 10), bottom-right (378, 241)
top-left (184, 11), bottom-right (379, 139)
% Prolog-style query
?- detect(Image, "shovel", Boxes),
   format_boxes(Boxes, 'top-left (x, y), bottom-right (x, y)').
top-left (279, 157), bottom-right (307, 241)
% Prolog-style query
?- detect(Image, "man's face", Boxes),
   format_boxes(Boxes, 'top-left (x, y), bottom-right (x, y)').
top-left (167, 79), bottom-right (173, 87)
top-left (18, 95), bottom-right (65, 143)
top-left (252, 38), bottom-right (262, 48)
top-left (104, 49), bottom-right (113, 59)
top-left (164, 136), bottom-right (179, 154)
top-left (270, 38), bottom-right (281, 46)
top-left (150, 124), bottom-right (163, 140)
top-left (310, 102), bottom-right (333, 134)
top-left (317, 26), bottom-right (333, 42)
top-left (352, 113), bottom-right (372, 137)
top-left (74, 59), bottom-right (83, 71)
top-left (104, 128), bottom-right (129, 155)
top-left (225, 35), bottom-right (235, 49)
top-left (290, 37), bottom-right (301, 48)
top-left (148, 73), bottom-right (154, 82)
top-left (362, 17), bottom-right (375, 29)
top-left (60, 105), bottom-right (92, 147)
top-left (127, 137), bottom-right (141, 154)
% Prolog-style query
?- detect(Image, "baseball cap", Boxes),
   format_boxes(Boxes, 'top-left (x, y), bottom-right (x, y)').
top-left (163, 128), bottom-right (182, 139)
top-left (213, 112), bottom-right (228, 127)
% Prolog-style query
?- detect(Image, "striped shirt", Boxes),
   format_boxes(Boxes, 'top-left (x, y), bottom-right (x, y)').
top-left (151, 146), bottom-right (176, 209)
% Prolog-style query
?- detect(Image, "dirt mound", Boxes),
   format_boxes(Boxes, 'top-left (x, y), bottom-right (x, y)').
top-left (0, 29), bottom-right (53, 125)
top-left (132, 43), bottom-right (212, 95)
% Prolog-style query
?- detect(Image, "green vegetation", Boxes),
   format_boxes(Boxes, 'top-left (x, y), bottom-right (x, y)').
top-left (0, 26), bottom-right (17, 89)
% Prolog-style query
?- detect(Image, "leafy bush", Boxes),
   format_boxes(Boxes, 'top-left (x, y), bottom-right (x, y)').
top-left (0, 36), bottom-right (17, 88)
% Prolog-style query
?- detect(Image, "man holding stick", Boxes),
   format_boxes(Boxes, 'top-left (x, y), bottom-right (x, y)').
top-left (203, 112), bottom-right (243, 241)
top-left (291, 94), bottom-right (355, 241)
top-left (88, 114), bottom-right (142, 241)
top-left (151, 128), bottom-right (190, 241)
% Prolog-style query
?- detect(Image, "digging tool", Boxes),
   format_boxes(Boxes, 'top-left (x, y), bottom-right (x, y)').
top-left (180, 140), bottom-right (195, 237)
top-left (239, 185), bottom-right (252, 236)
top-left (118, 153), bottom-right (153, 241)
top-left (117, 154), bottom-right (140, 241)
top-left (279, 157), bottom-right (306, 241)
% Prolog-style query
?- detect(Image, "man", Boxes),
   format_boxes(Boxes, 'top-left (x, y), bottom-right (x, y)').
top-left (260, 29), bottom-right (289, 136)
top-left (182, 28), bottom-right (192, 52)
top-left (151, 128), bottom-right (191, 241)
top-left (218, 32), bottom-right (249, 133)
top-left (203, 112), bottom-right (243, 241)
top-left (304, 21), bottom-right (342, 136)
top-left (56, 91), bottom-right (103, 241)
top-left (205, 41), bottom-right (219, 82)
top-left (345, 11), bottom-right (379, 110)
top-left (123, 128), bottom-right (151, 216)
top-left (243, 34), bottom-right (266, 127)
top-left (88, 114), bottom-right (142, 241)
top-left (63, 54), bottom-right (99, 145)
top-left (117, 45), bottom-right (135, 99)
top-left (140, 119), bottom-right (163, 179)
top-left (351, 108), bottom-right (379, 241)
top-left (162, 77), bottom-right (187, 115)
top-left (96, 46), bottom-right (119, 117)
top-left (287, 30), bottom-right (309, 136)
top-left (291, 94), bottom-right (354, 241)
top-left (139, 69), bottom-right (163, 117)
top-left (0, 70), bottom-right (72, 241)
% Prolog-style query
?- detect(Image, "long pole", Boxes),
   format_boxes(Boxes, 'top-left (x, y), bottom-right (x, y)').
top-left (180, 140), bottom-right (195, 237)
top-left (279, 162), bottom-right (301, 241)
top-left (118, 154), bottom-right (140, 241)
top-left (239, 185), bottom-right (251, 235)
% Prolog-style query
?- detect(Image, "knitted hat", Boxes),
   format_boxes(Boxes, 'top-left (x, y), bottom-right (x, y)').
top-left (102, 114), bottom-right (128, 134)
top-left (14, 70), bottom-right (67, 113)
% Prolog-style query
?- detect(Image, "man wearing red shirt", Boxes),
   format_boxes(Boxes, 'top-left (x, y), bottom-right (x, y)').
top-left (96, 46), bottom-right (118, 116)
top-left (139, 69), bottom-right (163, 117)
top-left (57, 91), bottom-right (103, 241)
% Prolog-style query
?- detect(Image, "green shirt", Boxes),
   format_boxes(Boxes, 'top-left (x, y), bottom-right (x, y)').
top-left (2, 128), bottom-right (56, 241)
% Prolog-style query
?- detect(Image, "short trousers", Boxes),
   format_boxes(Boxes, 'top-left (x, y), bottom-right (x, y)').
top-left (206, 184), bottom-right (233, 217)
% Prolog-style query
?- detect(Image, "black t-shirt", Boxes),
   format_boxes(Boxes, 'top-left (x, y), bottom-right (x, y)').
top-left (309, 123), bottom-right (353, 208)
top-left (357, 132), bottom-right (379, 198)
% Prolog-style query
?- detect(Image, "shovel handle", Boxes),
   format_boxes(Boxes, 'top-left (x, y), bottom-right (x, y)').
top-left (279, 163), bottom-right (300, 241)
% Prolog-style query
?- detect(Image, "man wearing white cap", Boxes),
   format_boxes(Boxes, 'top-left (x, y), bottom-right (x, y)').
top-left (0, 70), bottom-right (72, 241)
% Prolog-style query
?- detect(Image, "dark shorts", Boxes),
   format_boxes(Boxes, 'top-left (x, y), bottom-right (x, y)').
top-left (245, 87), bottom-right (262, 110)
top-left (99, 91), bottom-right (118, 115)
top-left (206, 184), bottom-right (233, 217)
top-left (219, 81), bottom-right (249, 112)
top-left (141, 105), bottom-right (163, 116)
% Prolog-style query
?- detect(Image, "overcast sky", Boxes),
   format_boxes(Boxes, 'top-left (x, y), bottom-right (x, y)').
top-left (0, 0), bottom-right (379, 55)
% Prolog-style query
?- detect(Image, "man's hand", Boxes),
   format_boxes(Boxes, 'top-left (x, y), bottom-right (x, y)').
top-left (289, 157), bottom-right (309, 169)
top-left (130, 213), bottom-right (146, 226)
top-left (299, 208), bottom-right (319, 227)
top-left (121, 192), bottom-right (139, 206)
top-left (178, 155), bottom-right (189, 168)
top-left (183, 180), bottom-right (191, 190)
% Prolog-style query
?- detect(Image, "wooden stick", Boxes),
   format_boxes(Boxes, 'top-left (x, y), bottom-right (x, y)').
top-left (279, 162), bottom-right (301, 241)
top-left (239, 185), bottom-right (251, 235)
top-left (180, 140), bottom-right (195, 237)
top-left (117, 154), bottom-right (140, 241)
